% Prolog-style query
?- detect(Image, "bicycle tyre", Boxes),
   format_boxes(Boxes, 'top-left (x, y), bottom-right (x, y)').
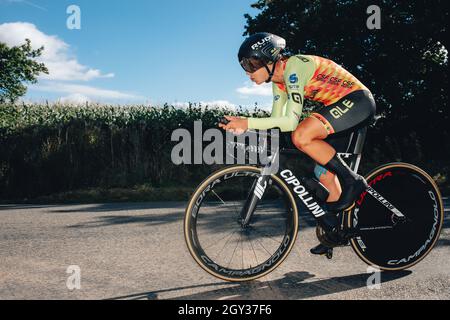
top-left (347, 162), bottom-right (444, 271)
top-left (184, 165), bottom-right (299, 282)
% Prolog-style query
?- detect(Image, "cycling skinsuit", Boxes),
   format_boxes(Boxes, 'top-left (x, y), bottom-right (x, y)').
top-left (247, 54), bottom-right (376, 178)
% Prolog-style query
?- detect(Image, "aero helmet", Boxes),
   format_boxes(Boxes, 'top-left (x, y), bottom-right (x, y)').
top-left (238, 32), bottom-right (286, 81)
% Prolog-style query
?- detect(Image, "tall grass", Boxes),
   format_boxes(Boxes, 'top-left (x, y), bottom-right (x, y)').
top-left (0, 103), bottom-right (270, 200)
top-left (0, 102), bottom-right (448, 201)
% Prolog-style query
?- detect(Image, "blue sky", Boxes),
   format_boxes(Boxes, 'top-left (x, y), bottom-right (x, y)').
top-left (0, 0), bottom-right (273, 108)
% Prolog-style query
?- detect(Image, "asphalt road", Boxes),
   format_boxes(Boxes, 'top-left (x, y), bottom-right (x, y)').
top-left (0, 199), bottom-right (449, 300)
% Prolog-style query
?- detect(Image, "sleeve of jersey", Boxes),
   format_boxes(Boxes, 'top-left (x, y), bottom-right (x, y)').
top-left (270, 83), bottom-right (287, 118)
top-left (246, 83), bottom-right (286, 130)
top-left (247, 57), bottom-right (316, 132)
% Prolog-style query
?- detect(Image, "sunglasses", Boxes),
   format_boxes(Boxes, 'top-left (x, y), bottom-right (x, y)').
top-left (239, 57), bottom-right (267, 73)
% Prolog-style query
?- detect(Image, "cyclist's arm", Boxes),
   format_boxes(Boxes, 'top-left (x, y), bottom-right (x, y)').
top-left (247, 56), bottom-right (316, 132)
top-left (270, 83), bottom-right (287, 118)
top-left (244, 83), bottom-right (286, 130)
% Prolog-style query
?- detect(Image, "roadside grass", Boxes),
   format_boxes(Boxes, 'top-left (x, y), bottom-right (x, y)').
top-left (0, 185), bottom-right (196, 204)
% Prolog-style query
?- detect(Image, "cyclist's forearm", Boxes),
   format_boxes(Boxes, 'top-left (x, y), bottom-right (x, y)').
top-left (248, 115), bottom-right (299, 132)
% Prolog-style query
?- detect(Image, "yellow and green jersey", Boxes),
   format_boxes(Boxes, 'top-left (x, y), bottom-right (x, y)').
top-left (247, 55), bottom-right (369, 132)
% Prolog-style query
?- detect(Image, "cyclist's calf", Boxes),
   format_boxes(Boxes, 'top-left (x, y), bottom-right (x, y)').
top-left (315, 165), bottom-right (342, 202)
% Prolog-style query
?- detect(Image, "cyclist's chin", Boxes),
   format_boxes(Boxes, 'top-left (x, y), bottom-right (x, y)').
top-left (253, 78), bottom-right (265, 85)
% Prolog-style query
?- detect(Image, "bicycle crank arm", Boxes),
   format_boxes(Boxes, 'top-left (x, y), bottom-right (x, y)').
top-left (340, 225), bottom-right (395, 241)
top-left (365, 186), bottom-right (406, 220)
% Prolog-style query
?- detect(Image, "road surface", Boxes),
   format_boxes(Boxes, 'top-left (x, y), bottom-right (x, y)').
top-left (0, 199), bottom-right (449, 300)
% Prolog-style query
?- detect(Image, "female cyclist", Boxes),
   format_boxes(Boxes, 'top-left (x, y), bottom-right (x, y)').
top-left (219, 32), bottom-right (376, 254)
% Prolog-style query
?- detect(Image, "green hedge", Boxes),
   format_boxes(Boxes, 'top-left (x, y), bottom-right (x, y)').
top-left (0, 103), bottom-right (271, 200)
top-left (0, 103), bottom-right (448, 201)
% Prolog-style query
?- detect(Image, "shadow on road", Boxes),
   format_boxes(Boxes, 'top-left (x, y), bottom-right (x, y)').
top-left (66, 211), bottom-right (184, 228)
top-left (107, 270), bottom-right (412, 300)
top-left (52, 202), bottom-right (187, 213)
top-left (0, 204), bottom-right (63, 210)
top-left (3, 201), bottom-right (448, 232)
top-left (0, 202), bottom-right (187, 213)
top-left (64, 209), bottom-right (448, 233)
top-left (436, 238), bottom-right (450, 247)
top-left (64, 207), bottom-right (317, 229)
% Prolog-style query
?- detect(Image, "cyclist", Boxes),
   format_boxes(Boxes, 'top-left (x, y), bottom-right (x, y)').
top-left (219, 32), bottom-right (376, 255)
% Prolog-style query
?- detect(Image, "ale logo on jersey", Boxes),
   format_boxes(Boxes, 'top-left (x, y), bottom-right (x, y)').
top-left (289, 74), bottom-right (298, 84)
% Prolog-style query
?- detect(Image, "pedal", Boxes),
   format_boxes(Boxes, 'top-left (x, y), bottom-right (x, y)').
top-left (325, 248), bottom-right (333, 260)
top-left (341, 227), bottom-right (359, 240)
top-left (310, 243), bottom-right (334, 260)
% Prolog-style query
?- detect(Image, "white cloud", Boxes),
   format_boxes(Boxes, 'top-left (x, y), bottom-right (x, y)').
top-left (201, 100), bottom-right (236, 109)
top-left (171, 101), bottom-right (190, 108)
top-left (58, 93), bottom-right (91, 104)
top-left (0, 22), bottom-right (113, 81)
top-left (31, 82), bottom-right (143, 101)
top-left (236, 82), bottom-right (272, 97)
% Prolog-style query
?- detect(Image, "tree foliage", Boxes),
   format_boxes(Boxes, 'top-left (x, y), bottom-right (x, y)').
top-left (0, 39), bottom-right (48, 103)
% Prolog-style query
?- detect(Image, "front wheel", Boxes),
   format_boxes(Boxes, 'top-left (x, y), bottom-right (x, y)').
top-left (347, 163), bottom-right (444, 271)
top-left (184, 166), bottom-right (299, 282)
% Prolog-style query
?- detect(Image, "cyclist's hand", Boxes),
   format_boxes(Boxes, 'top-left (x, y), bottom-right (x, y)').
top-left (222, 116), bottom-right (241, 122)
top-left (219, 116), bottom-right (248, 135)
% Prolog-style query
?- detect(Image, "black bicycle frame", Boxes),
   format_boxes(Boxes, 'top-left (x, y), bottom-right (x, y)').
top-left (238, 141), bottom-right (406, 230)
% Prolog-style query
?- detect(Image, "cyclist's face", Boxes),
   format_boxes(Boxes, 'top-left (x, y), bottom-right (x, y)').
top-left (247, 66), bottom-right (269, 85)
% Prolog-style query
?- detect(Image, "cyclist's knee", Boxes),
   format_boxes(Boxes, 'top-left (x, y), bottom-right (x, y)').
top-left (291, 127), bottom-right (312, 151)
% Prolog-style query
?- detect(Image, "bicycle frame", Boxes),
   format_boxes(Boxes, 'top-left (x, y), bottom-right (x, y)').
top-left (236, 132), bottom-right (406, 230)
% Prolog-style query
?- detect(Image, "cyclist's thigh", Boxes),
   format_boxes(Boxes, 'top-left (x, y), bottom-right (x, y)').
top-left (311, 90), bottom-right (376, 135)
top-left (311, 90), bottom-right (375, 179)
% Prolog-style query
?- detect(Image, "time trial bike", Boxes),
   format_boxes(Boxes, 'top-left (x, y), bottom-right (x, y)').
top-left (184, 120), bottom-right (444, 282)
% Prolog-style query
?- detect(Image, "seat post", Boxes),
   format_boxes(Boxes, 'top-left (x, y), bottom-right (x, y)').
top-left (348, 127), bottom-right (367, 173)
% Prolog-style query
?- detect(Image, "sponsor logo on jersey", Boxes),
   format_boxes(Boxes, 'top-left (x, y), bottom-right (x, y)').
top-left (289, 73), bottom-right (298, 84)
top-left (274, 95), bottom-right (281, 102)
top-left (291, 92), bottom-right (302, 104)
top-left (329, 99), bottom-right (355, 119)
top-left (295, 56), bottom-right (310, 63)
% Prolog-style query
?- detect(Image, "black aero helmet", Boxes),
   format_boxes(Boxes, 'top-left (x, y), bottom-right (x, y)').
top-left (238, 32), bottom-right (286, 74)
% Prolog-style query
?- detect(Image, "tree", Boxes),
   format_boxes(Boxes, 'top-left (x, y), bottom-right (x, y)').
top-left (0, 39), bottom-right (48, 103)
top-left (243, 0), bottom-right (449, 165)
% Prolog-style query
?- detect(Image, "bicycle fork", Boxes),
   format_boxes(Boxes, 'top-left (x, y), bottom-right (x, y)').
top-left (239, 150), bottom-right (279, 228)
top-left (239, 175), bottom-right (271, 227)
